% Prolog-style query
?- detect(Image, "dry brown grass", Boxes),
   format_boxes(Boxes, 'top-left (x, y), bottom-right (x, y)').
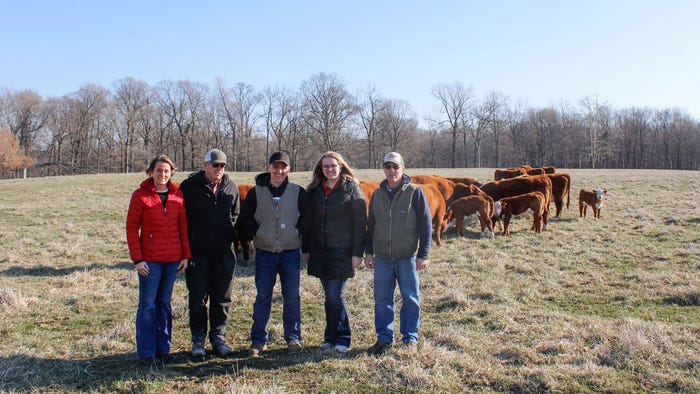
top-left (0, 168), bottom-right (698, 393)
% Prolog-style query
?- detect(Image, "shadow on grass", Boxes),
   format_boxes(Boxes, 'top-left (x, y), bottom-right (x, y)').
top-left (0, 261), bottom-right (135, 277)
top-left (0, 347), bottom-right (361, 391)
top-left (0, 261), bottom-right (258, 279)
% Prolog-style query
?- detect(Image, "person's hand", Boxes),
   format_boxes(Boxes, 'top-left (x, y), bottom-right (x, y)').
top-left (134, 261), bottom-right (149, 276)
top-left (416, 258), bottom-right (429, 271)
top-left (365, 255), bottom-right (375, 269)
top-left (351, 256), bottom-right (363, 269)
top-left (177, 259), bottom-right (188, 273)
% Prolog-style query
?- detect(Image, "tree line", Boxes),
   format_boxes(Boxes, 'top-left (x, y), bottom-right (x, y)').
top-left (1, 72), bottom-right (698, 178)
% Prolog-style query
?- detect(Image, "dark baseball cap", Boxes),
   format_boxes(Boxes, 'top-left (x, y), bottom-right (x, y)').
top-left (205, 149), bottom-right (227, 164)
top-left (268, 151), bottom-right (290, 166)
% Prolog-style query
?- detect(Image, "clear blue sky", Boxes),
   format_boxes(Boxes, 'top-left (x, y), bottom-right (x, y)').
top-left (3, 0), bottom-right (699, 122)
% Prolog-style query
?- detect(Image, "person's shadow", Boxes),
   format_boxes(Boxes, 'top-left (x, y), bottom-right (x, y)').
top-left (0, 347), bottom-right (363, 391)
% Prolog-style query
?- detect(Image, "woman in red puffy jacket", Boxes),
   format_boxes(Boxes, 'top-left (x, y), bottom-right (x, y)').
top-left (126, 155), bottom-right (191, 366)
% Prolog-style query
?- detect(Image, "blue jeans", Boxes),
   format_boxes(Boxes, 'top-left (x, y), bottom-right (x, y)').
top-left (136, 261), bottom-right (178, 359)
top-left (373, 256), bottom-right (420, 344)
top-left (321, 278), bottom-right (351, 347)
top-left (251, 249), bottom-right (301, 345)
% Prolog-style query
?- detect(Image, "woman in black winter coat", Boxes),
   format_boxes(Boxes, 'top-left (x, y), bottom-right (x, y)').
top-left (305, 151), bottom-right (367, 353)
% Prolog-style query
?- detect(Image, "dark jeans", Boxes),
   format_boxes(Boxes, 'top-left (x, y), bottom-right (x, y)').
top-left (250, 249), bottom-right (301, 345)
top-left (321, 278), bottom-right (351, 347)
top-left (185, 250), bottom-right (235, 346)
top-left (136, 261), bottom-right (178, 359)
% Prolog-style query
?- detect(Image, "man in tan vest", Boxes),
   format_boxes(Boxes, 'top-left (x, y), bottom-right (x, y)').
top-left (239, 150), bottom-right (309, 357)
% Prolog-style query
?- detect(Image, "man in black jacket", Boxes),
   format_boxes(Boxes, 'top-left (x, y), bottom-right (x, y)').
top-left (180, 149), bottom-right (239, 357)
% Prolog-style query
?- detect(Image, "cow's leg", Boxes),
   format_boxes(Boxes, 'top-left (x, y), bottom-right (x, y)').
top-left (503, 215), bottom-right (511, 235)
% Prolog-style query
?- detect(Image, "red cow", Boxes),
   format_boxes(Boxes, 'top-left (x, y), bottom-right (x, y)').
top-left (542, 166), bottom-right (556, 174)
top-left (526, 168), bottom-right (545, 176)
top-left (579, 188), bottom-right (607, 218)
top-left (446, 177), bottom-right (482, 188)
top-left (545, 173), bottom-right (571, 218)
top-left (234, 184), bottom-right (254, 262)
top-left (359, 180), bottom-right (380, 213)
top-left (415, 183), bottom-right (447, 246)
top-left (479, 175), bottom-right (552, 231)
top-left (494, 191), bottom-right (547, 235)
top-left (494, 168), bottom-right (526, 181)
top-left (411, 174), bottom-right (456, 203)
top-left (445, 195), bottom-right (494, 238)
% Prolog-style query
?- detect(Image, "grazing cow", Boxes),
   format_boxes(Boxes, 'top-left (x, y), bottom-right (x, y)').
top-left (234, 184), bottom-right (254, 262)
top-left (545, 173), bottom-right (571, 218)
top-left (359, 180), bottom-right (380, 211)
top-left (415, 183), bottom-right (447, 246)
top-left (447, 183), bottom-right (489, 205)
top-left (412, 174), bottom-right (456, 203)
top-left (494, 191), bottom-right (547, 235)
top-left (494, 168), bottom-right (527, 181)
top-left (579, 188), bottom-right (607, 218)
top-left (446, 177), bottom-right (482, 188)
top-left (526, 168), bottom-right (545, 176)
top-left (479, 175), bottom-right (552, 231)
top-left (446, 195), bottom-right (494, 238)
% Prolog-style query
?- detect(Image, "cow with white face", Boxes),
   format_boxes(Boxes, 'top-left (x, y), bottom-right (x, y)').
top-left (578, 188), bottom-right (607, 219)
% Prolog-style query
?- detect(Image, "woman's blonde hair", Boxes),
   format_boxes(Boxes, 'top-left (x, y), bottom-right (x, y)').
top-left (145, 155), bottom-right (177, 176)
top-left (307, 151), bottom-right (357, 191)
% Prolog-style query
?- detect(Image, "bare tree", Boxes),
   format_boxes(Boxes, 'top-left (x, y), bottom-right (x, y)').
top-left (358, 85), bottom-right (385, 168)
top-left (215, 79), bottom-right (262, 171)
top-left (300, 72), bottom-right (357, 152)
top-left (431, 82), bottom-right (474, 168)
top-left (0, 89), bottom-right (48, 177)
top-left (378, 98), bottom-right (417, 152)
top-left (262, 85), bottom-right (296, 160)
top-left (113, 78), bottom-right (151, 172)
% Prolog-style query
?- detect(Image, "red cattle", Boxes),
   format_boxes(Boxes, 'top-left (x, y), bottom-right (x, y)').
top-left (545, 173), bottom-right (571, 218)
top-left (415, 183), bottom-right (447, 246)
top-left (446, 195), bottom-right (494, 238)
top-left (479, 175), bottom-right (552, 231)
top-left (234, 184), bottom-right (254, 262)
top-left (411, 174), bottom-right (456, 203)
top-left (494, 191), bottom-right (547, 235)
top-left (494, 168), bottom-right (526, 181)
top-left (542, 166), bottom-right (556, 174)
top-left (526, 168), bottom-right (545, 176)
top-left (359, 180), bottom-right (380, 212)
top-left (578, 188), bottom-right (607, 218)
top-left (446, 177), bottom-right (482, 188)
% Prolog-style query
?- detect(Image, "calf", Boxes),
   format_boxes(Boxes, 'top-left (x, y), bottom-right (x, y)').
top-left (494, 191), bottom-right (547, 235)
top-left (446, 195), bottom-right (494, 238)
top-left (479, 175), bottom-right (552, 231)
top-left (578, 188), bottom-right (607, 218)
top-left (545, 173), bottom-right (571, 218)
top-left (234, 184), bottom-right (254, 262)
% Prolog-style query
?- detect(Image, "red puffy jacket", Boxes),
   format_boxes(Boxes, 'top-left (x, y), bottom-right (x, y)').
top-left (126, 178), bottom-right (191, 263)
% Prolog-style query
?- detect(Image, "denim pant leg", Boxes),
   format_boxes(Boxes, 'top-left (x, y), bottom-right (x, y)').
top-left (155, 262), bottom-right (178, 355)
top-left (136, 262), bottom-right (163, 359)
top-left (373, 257), bottom-right (397, 344)
top-left (278, 249), bottom-right (301, 343)
top-left (209, 251), bottom-right (235, 345)
top-left (322, 278), bottom-right (351, 347)
top-left (395, 256), bottom-right (420, 344)
top-left (186, 256), bottom-right (211, 344)
top-left (251, 250), bottom-right (277, 345)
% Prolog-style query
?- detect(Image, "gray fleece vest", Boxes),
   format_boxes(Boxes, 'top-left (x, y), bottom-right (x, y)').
top-left (253, 183), bottom-right (301, 252)
top-left (371, 183), bottom-right (419, 259)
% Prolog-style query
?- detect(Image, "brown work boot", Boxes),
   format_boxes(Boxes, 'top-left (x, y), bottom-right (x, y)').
top-left (287, 340), bottom-right (303, 353)
top-left (367, 341), bottom-right (392, 355)
top-left (248, 343), bottom-right (267, 358)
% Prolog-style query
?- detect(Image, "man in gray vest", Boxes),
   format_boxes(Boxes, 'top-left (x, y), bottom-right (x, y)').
top-left (239, 150), bottom-right (309, 357)
top-left (365, 151), bottom-right (432, 355)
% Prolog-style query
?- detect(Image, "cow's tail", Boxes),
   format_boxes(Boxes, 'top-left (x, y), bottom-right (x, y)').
top-left (565, 175), bottom-right (571, 209)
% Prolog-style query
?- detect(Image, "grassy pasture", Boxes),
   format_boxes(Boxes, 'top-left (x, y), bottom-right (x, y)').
top-left (0, 168), bottom-right (698, 393)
